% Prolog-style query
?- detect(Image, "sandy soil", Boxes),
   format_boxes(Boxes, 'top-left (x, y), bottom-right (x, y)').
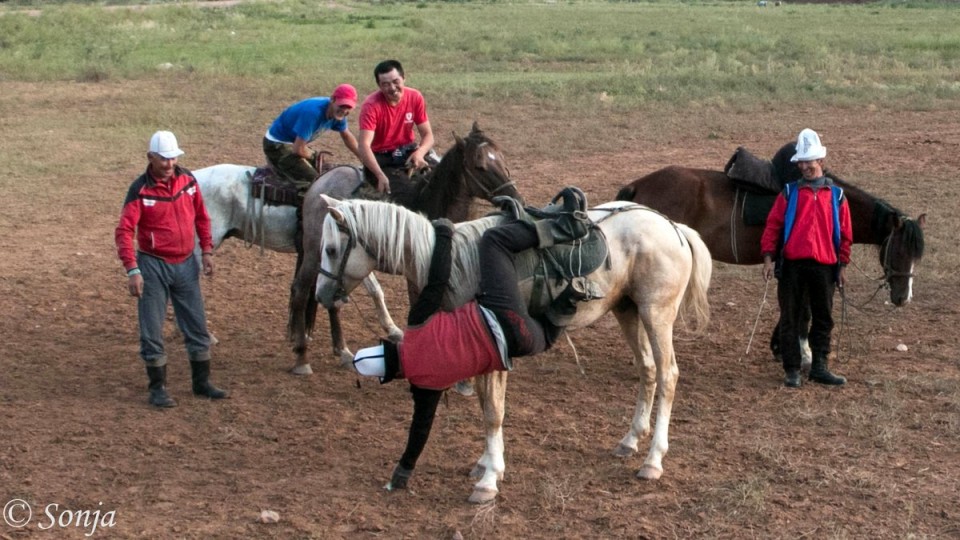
top-left (0, 78), bottom-right (958, 539)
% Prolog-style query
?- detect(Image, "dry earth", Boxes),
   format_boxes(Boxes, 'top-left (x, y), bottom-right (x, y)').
top-left (1, 77), bottom-right (959, 539)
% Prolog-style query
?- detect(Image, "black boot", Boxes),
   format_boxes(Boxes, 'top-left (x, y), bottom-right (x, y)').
top-left (808, 355), bottom-right (846, 386)
top-left (784, 369), bottom-right (802, 388)
top-left (190, 361), bottom-right (229, 399)
top-left (546, 277), bottom-right (604, 326)
top-left (146, 366), bottom-right (177, 408)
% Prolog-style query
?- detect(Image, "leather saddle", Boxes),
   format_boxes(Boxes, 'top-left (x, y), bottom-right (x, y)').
top-left (724, 142), bottom-right (799, 226)
top-left (249, 153), bottom-right (339, 207)
top-left (493, 189), bottom-right (609, 317)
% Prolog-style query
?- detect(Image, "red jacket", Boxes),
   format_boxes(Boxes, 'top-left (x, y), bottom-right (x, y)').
top-left (115, 166), bottom-right (214, 272)
top-left (399, 302), bottom-right (506, 390)
top-left (761, 182), bottom-right (853, 266)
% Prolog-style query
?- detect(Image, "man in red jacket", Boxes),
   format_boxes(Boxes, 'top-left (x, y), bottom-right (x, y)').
top-left (115, 131), bottom-right (228, 408)
top-left (761, 128), bottom-right (853, 388)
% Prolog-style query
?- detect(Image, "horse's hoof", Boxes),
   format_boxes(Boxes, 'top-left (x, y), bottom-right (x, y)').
top-left (613, 444), bottom-right (636, 458)
top-left (290, 364), bottom-right (313, 376)
top-left (387, 330), bottom-right (404, 343)
top-left (636, 465), bottom-right (663, 481)
top-left (468, 487), bottom-right (498, 504)
top-left (469, 464), bottom-right (486, 479)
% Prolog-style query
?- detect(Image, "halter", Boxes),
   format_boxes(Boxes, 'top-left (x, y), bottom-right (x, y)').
top-left (317, 219), bottom-right (378, 304)
top-left (880, 224), bottom-right (915, 281)
top-left (462, 141), bottom-right (518, 200)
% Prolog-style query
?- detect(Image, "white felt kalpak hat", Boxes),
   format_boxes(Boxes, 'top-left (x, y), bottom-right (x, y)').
top-left (790, 128), bottom-right (827, 162)
top-left (353, 344), bottom-right (387, 378)
top-left (149, 130), bottom-right (184, 159)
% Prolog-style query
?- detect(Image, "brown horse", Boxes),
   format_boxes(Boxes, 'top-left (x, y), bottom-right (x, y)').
top-left (616, 165), bottom-right (926, 359)
top-left (287, 122), bottom-right (523, 374)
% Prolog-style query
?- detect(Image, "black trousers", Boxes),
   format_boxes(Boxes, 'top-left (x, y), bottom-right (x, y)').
top-left (777, 258), bottom-right (836, 372)
top-left (478, 221), bottom-right (561, 356)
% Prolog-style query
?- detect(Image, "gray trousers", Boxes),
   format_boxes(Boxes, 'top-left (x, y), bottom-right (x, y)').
top-left (137, 252), bottom-right (211, 367)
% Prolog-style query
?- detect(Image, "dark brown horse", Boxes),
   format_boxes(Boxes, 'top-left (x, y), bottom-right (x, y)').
top-left (287, 122), bottom-right (523, 374)
top-left (616, 166), bottom-right (925, 304)
top-left (616, 165), bottom-right (926, 360)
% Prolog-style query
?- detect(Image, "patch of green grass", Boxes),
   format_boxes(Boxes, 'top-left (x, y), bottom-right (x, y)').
top-left (1, 1), bottom-right (958, 110)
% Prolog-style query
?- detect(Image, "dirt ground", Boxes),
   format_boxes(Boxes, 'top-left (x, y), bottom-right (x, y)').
top-left (1, 78), bottom-right (959, 539)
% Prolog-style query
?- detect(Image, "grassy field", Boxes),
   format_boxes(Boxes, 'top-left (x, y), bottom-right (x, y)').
top-left (2, 1), bottom-right (959, 539)
top-left (2, 0), bottom-right (959, 110)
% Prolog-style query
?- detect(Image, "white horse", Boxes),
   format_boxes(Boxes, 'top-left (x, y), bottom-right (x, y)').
top-left (315, 197), bottom-right (712, 503)
top-left (192, 164), bottom-right (403, 351)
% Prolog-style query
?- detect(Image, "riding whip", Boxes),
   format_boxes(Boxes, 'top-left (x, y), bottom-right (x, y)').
top-left (740, 278), bottom-right (771, 361)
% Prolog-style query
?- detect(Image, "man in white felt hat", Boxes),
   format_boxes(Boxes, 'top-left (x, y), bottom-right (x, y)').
top-left (115, 131), bottom-right (229, 407)
top-left (761, 128), bottom-right (853, 389)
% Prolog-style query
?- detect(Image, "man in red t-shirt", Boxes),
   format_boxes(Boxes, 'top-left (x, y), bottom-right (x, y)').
top-left (357, 59), bottom-right (435, 202)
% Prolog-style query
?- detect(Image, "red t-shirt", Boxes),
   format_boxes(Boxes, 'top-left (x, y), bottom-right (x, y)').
top-left (358, 87), bottom-right (428, 153)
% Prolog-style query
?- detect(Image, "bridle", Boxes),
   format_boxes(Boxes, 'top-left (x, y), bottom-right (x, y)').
top-left (317, 219), bottom-right (378, 304)
top-left (462, 141), bottom-right (518, 200)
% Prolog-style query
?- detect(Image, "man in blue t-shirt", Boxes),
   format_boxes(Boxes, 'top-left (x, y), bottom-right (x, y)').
top-left (263, 83), bottom-right (362, 199)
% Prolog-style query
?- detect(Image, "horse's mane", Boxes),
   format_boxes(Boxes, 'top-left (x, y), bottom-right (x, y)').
top-left (323, 199), bottom-right (433, 281)
top-left (412, 143), bottom-right (465, 220)
top-left (828, 173), bottom-right (924, 258)
top-left (325, 198), bottom-right (505, 290)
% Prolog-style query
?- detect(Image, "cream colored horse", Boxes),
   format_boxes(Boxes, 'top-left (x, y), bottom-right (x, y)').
top-left (315, 197), bottom-right (712, 503)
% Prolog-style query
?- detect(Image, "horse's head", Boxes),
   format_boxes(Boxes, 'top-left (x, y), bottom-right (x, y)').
top-left (314, 197), bottom-right (379, 309)
top-left (453, 121), bottom-right (523, 204)
top-left (411, 122), bottom-right (523, 221)
top-left (877, 211), bottom-right (926, 306)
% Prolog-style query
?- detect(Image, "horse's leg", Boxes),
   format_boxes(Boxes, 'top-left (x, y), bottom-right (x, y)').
top-left (634, 313), bottom-right (679, 481)
top-left (326, 306), bottom-right (354, 369)
top-left (799, 304), bottom-right (813, 373)
top-left (288, 258), bottom-right (317, 376)
top-left (361, 274), bottom-right (403, 343)
top-left (611, 305), bottom-right (656, 460)
top-left (468, 371), bottom-right (507, 504)
top-left (770, 317), bottom-right (781, 363)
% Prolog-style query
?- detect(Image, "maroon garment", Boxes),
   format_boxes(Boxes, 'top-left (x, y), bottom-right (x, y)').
top-left (399, 301), bottom-right (505, 391)
top-left (115, 166), bottom-right (214, 272)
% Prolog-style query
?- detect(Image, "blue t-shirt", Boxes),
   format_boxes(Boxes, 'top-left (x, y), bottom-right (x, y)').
top-left (266, 97), bottom-right (348, 144)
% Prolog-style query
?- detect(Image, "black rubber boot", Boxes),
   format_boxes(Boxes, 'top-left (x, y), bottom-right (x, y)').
top-left (546, 277), bottom-right (603, 326)
top-left (146, 366), bottom-right (177, 408)
top-left (190, 361), bottom-right (229, 399)
top-left (784, 369), bottom-right (802, 388)
top-left (808, 355), bottom-right (846, 386)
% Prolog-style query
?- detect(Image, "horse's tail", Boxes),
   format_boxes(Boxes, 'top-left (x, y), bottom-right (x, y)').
top-left (615, 184), bottom-right (636, 202)
top-left (677, 223), bottom-right (712, 334)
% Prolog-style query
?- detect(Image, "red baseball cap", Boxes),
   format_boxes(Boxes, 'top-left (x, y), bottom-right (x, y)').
top-left (331, 84), bottom-right (358, 109)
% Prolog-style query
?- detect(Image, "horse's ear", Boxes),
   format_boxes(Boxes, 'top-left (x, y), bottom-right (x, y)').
top-left (471, 120), bottom-right (481, 134)
top-left (319, 194), bottom-right (340, 207)
top-left (453, 132), bottom-right (464, 147)
top-left (917, 213), bottom-right (926, 229)
top-left (329, 206), bottom-right (346, 224)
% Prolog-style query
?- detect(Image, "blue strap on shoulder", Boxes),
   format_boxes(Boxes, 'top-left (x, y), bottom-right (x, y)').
top-left (782, 182), bottom-right (843, 254)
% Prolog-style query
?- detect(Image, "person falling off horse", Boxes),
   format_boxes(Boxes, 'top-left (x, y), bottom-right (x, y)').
top-left (350, 187), bottom-right (598, 491)
top-left (115, 131), bottom-right (229, 408)
top-left (761, 128), bottom-right (853, 388)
